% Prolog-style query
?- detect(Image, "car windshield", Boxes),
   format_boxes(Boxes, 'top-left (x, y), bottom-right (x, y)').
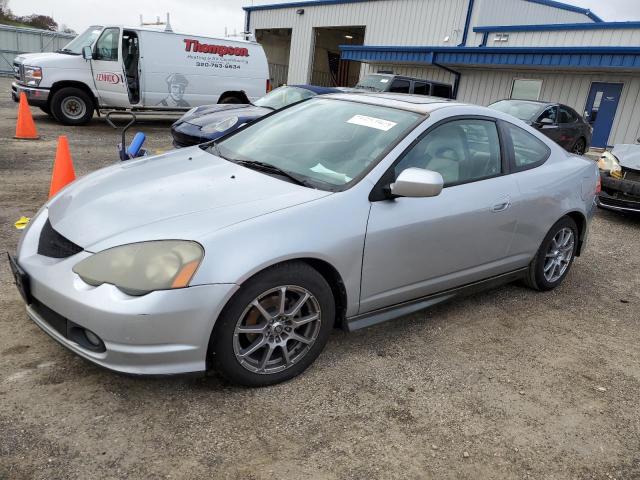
top-left (59, 26), bottom-right (103, 54)
top-left (489, 100), bottom-right (544, 121)
top-left (355, 75), bottom-right (393, 92)
top-left (254, 86), bottom-right (317, 110)
top-left (211, 98), bottom-right (421, 189)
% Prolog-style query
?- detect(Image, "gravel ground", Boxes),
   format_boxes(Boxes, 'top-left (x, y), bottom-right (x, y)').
top-left (1, 77), bottom-right (639, 480)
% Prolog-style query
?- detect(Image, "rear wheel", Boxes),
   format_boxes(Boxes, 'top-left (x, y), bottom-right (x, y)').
top-left (572, 137), bottom-right (587, 155)
top-left (219, 95), bottom-right (242, 104)
top-left (210, 262), bottom-right (335, 387)
top-left (525, 217), bottom-right (578, 291)
top-left (50, 87), bottom-right (94, 125)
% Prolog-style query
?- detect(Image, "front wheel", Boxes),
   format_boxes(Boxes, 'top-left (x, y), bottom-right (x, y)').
top-left (525, 217), bottom-right (578, 291)
top-left (210, 262), bottom-right (335, 387)
top-left (50, 87), bottom-right (94, 125)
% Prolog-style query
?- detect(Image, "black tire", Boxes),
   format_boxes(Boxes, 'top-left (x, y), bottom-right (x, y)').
top-left (50, 87), bottom-right (94, 125)
top-left (572, 137), bottom-right (587, 155)
top-left (524, 217), bottom-right (579, 291)
top-left (219, 95), bottom-right (242, 104)
top-left (39, 105), bottom-right (52, 116)
top-left (210, 262), bottom-right (335, 387)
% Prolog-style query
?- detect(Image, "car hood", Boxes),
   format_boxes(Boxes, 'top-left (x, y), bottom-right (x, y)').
top-left (611, 144), bottom-right (640, 171)
top-left (184, 105), bottom-right (271, 128)
top-left (47, 147), bottom-right (331, 251)
top-left (14, 51), bottom-right (83, 68)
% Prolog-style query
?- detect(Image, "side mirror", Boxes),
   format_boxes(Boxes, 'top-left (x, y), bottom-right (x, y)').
top-left (538, 118), bottom-right (554, 126)
top-left (390, 168), bottom-right (443, 198)
top-left (82, 45), bottom-right (93, 60)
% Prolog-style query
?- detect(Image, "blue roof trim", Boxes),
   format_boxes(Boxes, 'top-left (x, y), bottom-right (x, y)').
top-left (340, 45), bottom-right (640, 69)
top-left (524, 0), bottom-right (602, 22)
top-left (243, 0), bottom-right (602, 21)
top-left (474, 21), bottom-right (640, 33)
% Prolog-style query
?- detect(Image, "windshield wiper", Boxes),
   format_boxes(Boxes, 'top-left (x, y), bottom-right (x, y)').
top-left (232, 159), bottom-right (313, 188)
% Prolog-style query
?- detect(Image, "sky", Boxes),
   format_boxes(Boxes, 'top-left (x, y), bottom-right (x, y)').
top-left (8, 0), bottom-right (640, 38)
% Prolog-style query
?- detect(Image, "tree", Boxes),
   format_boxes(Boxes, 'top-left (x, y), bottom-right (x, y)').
top-left (21, 14), bottom-right (58, 31)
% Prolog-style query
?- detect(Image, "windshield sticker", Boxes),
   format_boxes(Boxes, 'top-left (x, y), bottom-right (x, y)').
top-left (310, 163), bottom-right (352, 183)
top-left (347, 115), bottom-right (397, 131)
top-left (380, 79), bottom-right (389, 83)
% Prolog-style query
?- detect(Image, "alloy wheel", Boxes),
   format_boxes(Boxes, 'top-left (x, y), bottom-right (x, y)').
top-left (573, 139), bottom-right (586, 155)
top-left (233, 285), bottom-right (322, 374)
top-left (543, 227), bottom-right (575, 283)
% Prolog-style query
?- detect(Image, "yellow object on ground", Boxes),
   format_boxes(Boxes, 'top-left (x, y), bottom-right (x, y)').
top-left (14, 216), bottom-right (30, 230)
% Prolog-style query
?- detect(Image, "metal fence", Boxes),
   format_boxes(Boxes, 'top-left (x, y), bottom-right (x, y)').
top-left (0, 24), bottom-right (75, 75)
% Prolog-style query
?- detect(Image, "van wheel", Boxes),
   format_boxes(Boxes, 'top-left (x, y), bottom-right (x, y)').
top-left (39, 105), bottom-right (53, 117)
top-left (219, 95), bottom-right (242, 104)
top-left (50, 87), bottom-right (94, 125)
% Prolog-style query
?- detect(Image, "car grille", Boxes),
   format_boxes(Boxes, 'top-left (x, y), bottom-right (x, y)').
top-left (38, 219), bottom-right (83, 258)
top-left (623, 168), bottom-right (640, 184)
top-left (13, 62), bottom-right (23, 82)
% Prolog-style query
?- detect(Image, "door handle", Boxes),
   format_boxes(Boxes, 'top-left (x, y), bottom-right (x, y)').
top-left (492, 197), bottom-right (511, 212)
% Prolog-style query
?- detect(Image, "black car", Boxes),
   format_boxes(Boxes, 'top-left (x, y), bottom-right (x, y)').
top-left (489, 99), bottom-right (592, 155)
top-left (171, 84), bottom-right (356, 148)
top-left (355, 74), bottom-right (454, 99)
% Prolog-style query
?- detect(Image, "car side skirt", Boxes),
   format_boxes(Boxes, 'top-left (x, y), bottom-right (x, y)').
top-left (345, 268), bottom-right (528, 332)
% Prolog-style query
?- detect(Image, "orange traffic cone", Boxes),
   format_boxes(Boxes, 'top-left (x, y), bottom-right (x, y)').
top-left (14, 92), bottom-right (39, 139)
top-left (49, 136), bottom-right (76, 198)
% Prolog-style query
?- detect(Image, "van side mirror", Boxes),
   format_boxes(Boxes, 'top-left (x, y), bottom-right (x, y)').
top-left (390, 168), bottom-right (443, 198)
top-left (82, 46), bottom-right (93, 60)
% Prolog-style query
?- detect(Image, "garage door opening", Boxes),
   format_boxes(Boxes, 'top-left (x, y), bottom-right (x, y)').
top-left (255, 28), bottom-right (292, 88)
top-left (311, 26), bottom-right (365, 87)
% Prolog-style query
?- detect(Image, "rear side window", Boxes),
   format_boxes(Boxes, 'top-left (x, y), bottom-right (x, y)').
top-left (431, 84), bottom-right (452, 99)
top-left (389, 79), bottom-right (410, 93)
top-left (413, 82), bottom-right (428, 95)
top-left (504, 122), bottom-right (551, 171)
top-left (560, 106), bottom-right (579, 123)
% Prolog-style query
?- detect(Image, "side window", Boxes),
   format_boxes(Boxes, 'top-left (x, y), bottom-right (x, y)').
top-left (559, 106), bottom-right (575, 124)
top-left (94, 27), bottom-right (120, 61)
top-left (537, 106), bottom-right (557, 124)
top-left (394, 119), bottom-right (502, 186)
top-left (504, 122), bottom-right (550, 171)
top-left (431, 84), bottom-right (453, 99)
top-left (389, 79), bottom-right (410, 93)
top-left (413, 82), bottom-right (428, 95)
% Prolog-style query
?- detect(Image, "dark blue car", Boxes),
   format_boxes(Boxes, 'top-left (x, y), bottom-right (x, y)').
top-left (171, 84), bottom-right (356, 148)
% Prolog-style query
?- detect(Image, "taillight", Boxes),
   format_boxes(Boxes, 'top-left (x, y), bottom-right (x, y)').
top-left (266, 79), bottom-right (272, 93)
top-left (595, 175), bottom-right (602, 194)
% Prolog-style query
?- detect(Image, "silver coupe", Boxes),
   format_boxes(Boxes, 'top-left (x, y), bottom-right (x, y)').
top-left (11, 93), bottom-right (600, 386)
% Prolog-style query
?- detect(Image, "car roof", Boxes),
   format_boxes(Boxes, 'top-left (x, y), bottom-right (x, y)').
top-left (361, 73), bottom-right (451, 86)
top-left (290, 84), bottom-right (351, 95)
top-left (319, 92), bottom-right (465, 114)
top-left (493, 99), bottom-right (555, 107)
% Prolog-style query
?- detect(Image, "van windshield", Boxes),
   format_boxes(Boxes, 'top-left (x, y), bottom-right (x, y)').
top-left (59, 26), bottom-right (103, 55)
top-left (355, 75), bottom-right (393, 92)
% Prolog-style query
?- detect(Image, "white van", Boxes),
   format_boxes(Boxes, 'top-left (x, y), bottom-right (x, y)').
top-left (11, 25), bottom-right (269, 125)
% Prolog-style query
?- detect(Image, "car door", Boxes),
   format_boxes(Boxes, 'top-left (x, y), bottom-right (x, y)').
top-left (90, 27), bottom-right (130, 107)
top-left (359, 117), bottom-right (521, 313)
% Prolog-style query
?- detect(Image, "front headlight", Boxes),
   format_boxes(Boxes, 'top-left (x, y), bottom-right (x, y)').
top-left (24, 65), bottom-right (42, 87)
top-left (201, 116), bottom-right (238, 134)
top-left (597, 151), bottom-right (622, 178)
top-left (73, 240), bottom-right (204, 296)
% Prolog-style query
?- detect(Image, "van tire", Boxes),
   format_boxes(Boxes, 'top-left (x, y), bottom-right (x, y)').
top-left (50, 87), bottom-right (94, 125)
top-left (39, 105), bottom-right (52, 117)
top-left (219, 95), bottom-right (242, 104)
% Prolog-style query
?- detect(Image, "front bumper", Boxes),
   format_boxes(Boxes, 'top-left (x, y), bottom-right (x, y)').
top-left (598, 174), bottom-right (640, 213)
top-left (12, 82), bottom-right (49, 107)
top-left (15, 211), bottom-right (239, 375)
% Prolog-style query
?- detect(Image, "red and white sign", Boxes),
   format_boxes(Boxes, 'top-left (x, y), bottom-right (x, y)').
top-left (96, 72), bottom-right (122, 85)
top-left (183, 39), bottom-right (249, 58)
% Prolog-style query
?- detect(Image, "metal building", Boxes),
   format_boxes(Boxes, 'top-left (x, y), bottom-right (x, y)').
top-left (244, 0), bottom-right (640, 147)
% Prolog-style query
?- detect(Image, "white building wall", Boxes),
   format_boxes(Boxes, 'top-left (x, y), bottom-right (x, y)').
top-left (481, 28), bottom-right (640, 47)
top-left (364, 63), bottom-right (640, 145)
top-left (249, 0), bottom-right (470, 83)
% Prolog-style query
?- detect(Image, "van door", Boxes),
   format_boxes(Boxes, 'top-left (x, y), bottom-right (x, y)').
top-left (91, 27), bottom-right (130, 108)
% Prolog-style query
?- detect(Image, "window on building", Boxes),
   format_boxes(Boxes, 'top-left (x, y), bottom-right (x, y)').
top-left (389, 79), bottom-right (410, 93)
top-left (504, 122), bottom-right (550, 171)
top-left (511, 79), bottom-right (543, 101)
top-left (94, 27), bottom-right (120, 61)
top-left (394, 119), bottom-right (502, 186)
